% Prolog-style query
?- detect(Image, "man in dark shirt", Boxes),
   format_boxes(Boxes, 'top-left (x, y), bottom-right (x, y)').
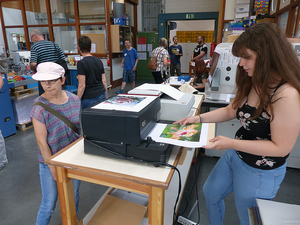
top-left (169, 36), bottom-right (183, 76)
top-left (30, 29), bottom-right (66, 95)
top-left (191, 35), bottom-right (208, 61)
top-left (77, 35), bottom-right (108, 110)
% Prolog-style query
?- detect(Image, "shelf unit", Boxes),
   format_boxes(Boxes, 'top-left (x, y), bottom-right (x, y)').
top-left (110, 25), bottom-right (132, 53)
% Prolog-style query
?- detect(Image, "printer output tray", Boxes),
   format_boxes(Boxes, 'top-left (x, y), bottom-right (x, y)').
top-left (84, 138), bottom-right (173, 164)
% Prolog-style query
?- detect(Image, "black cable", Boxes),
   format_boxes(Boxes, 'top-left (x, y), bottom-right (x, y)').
top-left (192, 107), bottom-right (201, 114)
top-left (159, 162), bottom-right (182, 225)
top-left (195, 152), bottom-right (201, 224)
top-left (177, 148), bottom-right (203, 224)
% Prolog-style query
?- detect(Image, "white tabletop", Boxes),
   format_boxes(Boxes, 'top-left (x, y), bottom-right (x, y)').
top-left (51, 139), bottom-right (180, 184)
top-left (256, 199), bottom-right (300, 225)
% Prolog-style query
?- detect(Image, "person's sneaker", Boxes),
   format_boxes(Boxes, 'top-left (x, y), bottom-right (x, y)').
top-left (0, 161), bottom-right (8, 171)
top-left (116, 89), bottom-right (124, 94)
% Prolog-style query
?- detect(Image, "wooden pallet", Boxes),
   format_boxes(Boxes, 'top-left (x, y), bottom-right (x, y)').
top-left (16, 121), bottom-right (33, 131)
top-left (10, 86), bottom-right (37, 98)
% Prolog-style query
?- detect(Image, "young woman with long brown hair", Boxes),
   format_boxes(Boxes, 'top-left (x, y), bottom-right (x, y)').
top-left (192, 58), bottom-right (208, 92)
top-left (175, 23), bottom-right (300, 225)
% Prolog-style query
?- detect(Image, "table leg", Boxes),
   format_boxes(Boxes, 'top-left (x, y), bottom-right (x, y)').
top-left (56, 167), bottom-right (77, 225)
top-left (149, 186), bottom-right (165, 225)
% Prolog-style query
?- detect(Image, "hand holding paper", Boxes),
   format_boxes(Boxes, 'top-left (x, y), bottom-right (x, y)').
top-left (174, 115), bottom-right (200, 127)
top-left (202, 135), bottom-right (234, 150)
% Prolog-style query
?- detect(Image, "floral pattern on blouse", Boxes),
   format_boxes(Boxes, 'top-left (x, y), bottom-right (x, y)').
top-left (235, 83), bottom-right (288, 170)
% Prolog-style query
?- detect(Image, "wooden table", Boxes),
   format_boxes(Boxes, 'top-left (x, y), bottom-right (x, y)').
top-left (46, 95), bottom-right (214, 225)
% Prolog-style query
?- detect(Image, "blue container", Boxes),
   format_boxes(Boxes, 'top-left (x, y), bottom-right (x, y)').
top-left (178, 75), bottom-right (191, 82)
top-left (113, 17), bottom-right (125, 25)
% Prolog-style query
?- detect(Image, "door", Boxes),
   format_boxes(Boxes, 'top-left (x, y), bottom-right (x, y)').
top-left (136, 32), bottom-right (159, 79)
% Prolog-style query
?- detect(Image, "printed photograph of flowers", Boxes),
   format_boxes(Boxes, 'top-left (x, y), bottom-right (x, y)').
top-left (102, 96), bottom-right (146, 106)
top-left (159, 123), bottom-right (202, 142)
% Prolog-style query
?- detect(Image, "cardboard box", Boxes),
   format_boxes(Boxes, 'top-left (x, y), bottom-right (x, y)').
top-left (235, 11), bottom-right (249, 19)
top-left (236, 0), bottom-right (250, 4)
top-left (235, 3), bottom-right (250, 12)
top-left (87, 195), bottom-right (147, 225)
top-left (11, 92), bottom-right (38, 124)
top-left (256, 18), bottom-right (275, 23)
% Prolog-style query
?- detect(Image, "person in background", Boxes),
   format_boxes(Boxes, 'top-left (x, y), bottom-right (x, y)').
top-left (192, 59), bottom-right (208, 92)
top-left (116, 39), bottom-right (138, 94)
top-left (151, 38), bottom-right (170, 84)
top-left (77, 35), bottom-right (108, 110)
top-left (175, 23), bottom-right (300, 225)
top-left (30, 29), bottom-right (66, 95)
top-left (169, 36), bottom-right (183, 76)
top-left (191, 35), bottom-right (208, 61)
top-left (0, 74), bottom-right (8, 171)
top-left (30, 62), bottom-right (81, 225)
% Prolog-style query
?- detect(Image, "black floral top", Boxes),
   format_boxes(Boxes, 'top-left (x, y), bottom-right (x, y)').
top-left (235, 84), bottom-right (289, 170)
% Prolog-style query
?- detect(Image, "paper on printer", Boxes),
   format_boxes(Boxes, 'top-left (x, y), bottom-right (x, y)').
top-left (128, 84), bottom-right (195, 122)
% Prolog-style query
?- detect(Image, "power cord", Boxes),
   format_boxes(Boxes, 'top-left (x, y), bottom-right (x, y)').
top-left (192, 107), bottom-right (201, 114)
top-left (177, 148), bottom-right (203, 224)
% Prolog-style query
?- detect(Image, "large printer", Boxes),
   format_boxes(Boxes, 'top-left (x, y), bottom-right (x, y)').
top-left (205, 43), bottom-right (240, 101)
top-left (81, 94), bottom-right (173, 164)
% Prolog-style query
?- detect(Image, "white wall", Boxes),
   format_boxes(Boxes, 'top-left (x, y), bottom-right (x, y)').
top-left (169, 20), bottom-right (215, 34)
top-left (137, 3), bottom-right (142, 32)
top-left (165, 0), bottom-right (220, 13)
top-left (0, 19), bottom-right (4, 49)
top-left (137, 0), bottom-right (220, 32)
top-left (224, 0), bottom-right (236, 20)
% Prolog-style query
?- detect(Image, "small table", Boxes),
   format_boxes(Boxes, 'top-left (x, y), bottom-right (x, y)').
top-left (47, 95), bottom-right (213, 225)
top-left (47, 138), bottom-right (182, 225)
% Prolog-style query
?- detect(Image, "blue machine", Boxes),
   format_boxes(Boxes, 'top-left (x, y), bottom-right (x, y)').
top-left (0, 74), bottom-right (16, 138)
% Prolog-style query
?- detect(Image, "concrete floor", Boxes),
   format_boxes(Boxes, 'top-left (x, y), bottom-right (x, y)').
top-left (1, 79), bottom-right (300, 225)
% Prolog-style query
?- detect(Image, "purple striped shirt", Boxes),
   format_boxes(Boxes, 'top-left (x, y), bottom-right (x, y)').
top-left (30, 91), bottom-right (81, 163)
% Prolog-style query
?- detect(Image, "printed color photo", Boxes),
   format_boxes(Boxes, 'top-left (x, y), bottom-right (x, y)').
top-left (160, 123), bottom-right (202, 142)
top-left (102, 96), bottom-right (146, 106)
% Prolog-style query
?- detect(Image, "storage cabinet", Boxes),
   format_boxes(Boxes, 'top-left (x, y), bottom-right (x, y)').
top-left (110, 25), bottom-right (132, 53)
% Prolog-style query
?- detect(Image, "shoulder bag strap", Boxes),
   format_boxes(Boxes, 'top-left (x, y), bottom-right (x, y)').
top-left (156, 48), bottom-right (165, 67)
top-left (33, 102), bottom-right (79, 134)
top-left (155, 48), bottom-right (164, 57)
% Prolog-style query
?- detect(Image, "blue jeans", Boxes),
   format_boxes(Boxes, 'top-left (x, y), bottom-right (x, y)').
top-left (81, 92), bottom-right (106, 110)
top-left (36, 163), bottom-right (81, 225)
top-left (203, 149), bottom-right (286, 225)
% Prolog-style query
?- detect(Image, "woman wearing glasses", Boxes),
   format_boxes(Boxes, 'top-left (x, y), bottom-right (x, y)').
top-left (30, 62), bottom-right (81, 225)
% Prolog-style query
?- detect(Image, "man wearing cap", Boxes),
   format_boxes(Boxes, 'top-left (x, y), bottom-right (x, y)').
top-left (30, 29), bottom-right (66, 95)
top-left (30, 62), bottom-right (81, 225)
